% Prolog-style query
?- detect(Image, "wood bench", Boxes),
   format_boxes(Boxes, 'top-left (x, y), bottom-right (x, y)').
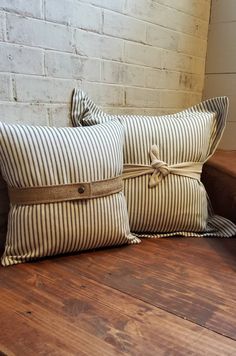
top-left (202, 150), bottom-right (236, 223)
top-left (0, 237), bottom-right (236, 355)
top-left (0, 150), bottom-right (236, 355)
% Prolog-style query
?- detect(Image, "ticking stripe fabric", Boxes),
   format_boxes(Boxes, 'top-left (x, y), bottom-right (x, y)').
top-left (0, 120), bottom-right (139, 266)
top-left (71, 89), bottom-right (236, 238)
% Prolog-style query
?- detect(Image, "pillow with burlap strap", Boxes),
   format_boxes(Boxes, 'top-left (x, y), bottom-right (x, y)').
top-left (0, 120), bottom-right (139, 266)
top-left (71, 89), bottom-right (236, 238)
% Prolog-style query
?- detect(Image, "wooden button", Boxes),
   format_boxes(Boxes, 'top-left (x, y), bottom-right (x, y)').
top-left (78, 185), bottom-right (85, 194)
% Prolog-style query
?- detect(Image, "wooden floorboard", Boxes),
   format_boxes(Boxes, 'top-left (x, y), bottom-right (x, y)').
top-left (0, 237), bottom-right (236, 355)
top-left (66, 238), bottom-right (236, 339)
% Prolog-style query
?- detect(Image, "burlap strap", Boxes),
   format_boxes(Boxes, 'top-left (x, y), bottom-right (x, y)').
top-left (8, 176), bottom-right (123, 205)
top-left (123, 145), bottom-right (203, 187)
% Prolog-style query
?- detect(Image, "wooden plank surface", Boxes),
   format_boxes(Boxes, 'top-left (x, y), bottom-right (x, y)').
top-left (43, 237), bottom-right (236, 339)
top-left (0, 237), bottom-right (236, 355)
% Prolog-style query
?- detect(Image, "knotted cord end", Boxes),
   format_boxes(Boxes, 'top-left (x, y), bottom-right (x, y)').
top-left (149, 145), bottom-right (170, 187)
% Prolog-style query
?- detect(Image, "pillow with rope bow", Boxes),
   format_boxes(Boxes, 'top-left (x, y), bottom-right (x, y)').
top-left (71, 90), bottom-right (236, 238)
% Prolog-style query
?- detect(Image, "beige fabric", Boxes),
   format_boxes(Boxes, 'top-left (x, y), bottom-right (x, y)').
top-left (0, 120), bottom-right (139, 267)
top-left (8, 176), bottom-right (123, 205)
top-left (123, 145), bottom-right (203, 187)
top-left (71, 90), bottom-right (236, 237)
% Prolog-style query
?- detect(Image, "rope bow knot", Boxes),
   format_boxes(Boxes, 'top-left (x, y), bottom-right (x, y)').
top-left (122, 145), bottom-right (203, 188)
top-left (149, 145), bottom-right (170, 187)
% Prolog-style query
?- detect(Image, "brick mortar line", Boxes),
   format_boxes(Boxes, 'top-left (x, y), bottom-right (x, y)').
top-left (0, 73), bottom-right (203, 95)
top-left (0, 39), bottom-right (206, 66)
top-left (0, 0), bottom-right (210, 25)
top-left (0, 101), bottom-right (197, 112)
top-left (0, 72), bottom-right (76, 81)
top-left (0, 94), bottom-right (202, 103)
top-left (0, 35), bottom-right (207, 61)
top-left (1, 8), bottom-right (209, 46)
top-left (41, 0), bottom-right (45, 20)
top-left (0, 2), bottom-right (210, 30)
top-left (152, 0), bottom-right (210, 23)
top-left (103, 109), bottom-right (182, 112)
top-left (102, 8), bottom-right (209, 41)
top-left (77, 0), bottom-right (210, 28)
top-left (0, 51), bottom-right (206, 78)
top-left (63, 80), bottom-right (201, 95)
top-left (0, 101), bottom-right (183, 109)
top-left (2, 11), bottom-right (6, 41)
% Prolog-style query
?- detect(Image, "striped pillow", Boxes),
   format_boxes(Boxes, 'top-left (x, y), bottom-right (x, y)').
top-left (71, 89), bottom-right (236, 238)
top-left (0, 174), bottom-right (8, 252)
top-left (0, 120), bottom-right (139, 266)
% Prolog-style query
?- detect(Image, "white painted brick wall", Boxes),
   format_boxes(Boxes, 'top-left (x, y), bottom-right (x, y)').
top-left (80, 0), bottom-right (125, 12)
top-left (14, 75), bottom-right (77, 103)
top-left (0, 102), bottom-right (49, 125)
top-left (126, 0), bottom-right (206, 37)
top-left (75, 30), bottom-right (123, 61)
top-left (0, 43), bottom-right (44, 75)
top-left (0, 11), bottom-right (5, 40)
top-left (45, 0), bottom-right (102, 32)
top-left (124, 42), bottom-right (162, 69)
top-left (103, 10), bottom-right (146, 43)
top-left (0, 73), bottom-right (12, 101)
top-left (6, 14), bottom-right (74, 52)
top-left (157, 0), bottom-right (210, 21)
top-left (0, 0), bottom-right (211, 127)
top-left (0, 0), bottom-right (43, 18)
top-left (102, 61), bottom-right (145, 87)
top-left (125, 87), bottom-right (161, 108)
top-left (45, 51), bottom-right (101, 82)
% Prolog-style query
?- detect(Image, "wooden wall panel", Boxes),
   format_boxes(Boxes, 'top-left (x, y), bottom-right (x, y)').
top-left (204, 0), bottom-right (236, 149)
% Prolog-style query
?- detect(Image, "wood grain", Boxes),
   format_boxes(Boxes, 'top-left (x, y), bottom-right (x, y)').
top-left (44, 238), bottom-right (236, 339)
top-left (0, 237), bottom-right (236, 355)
